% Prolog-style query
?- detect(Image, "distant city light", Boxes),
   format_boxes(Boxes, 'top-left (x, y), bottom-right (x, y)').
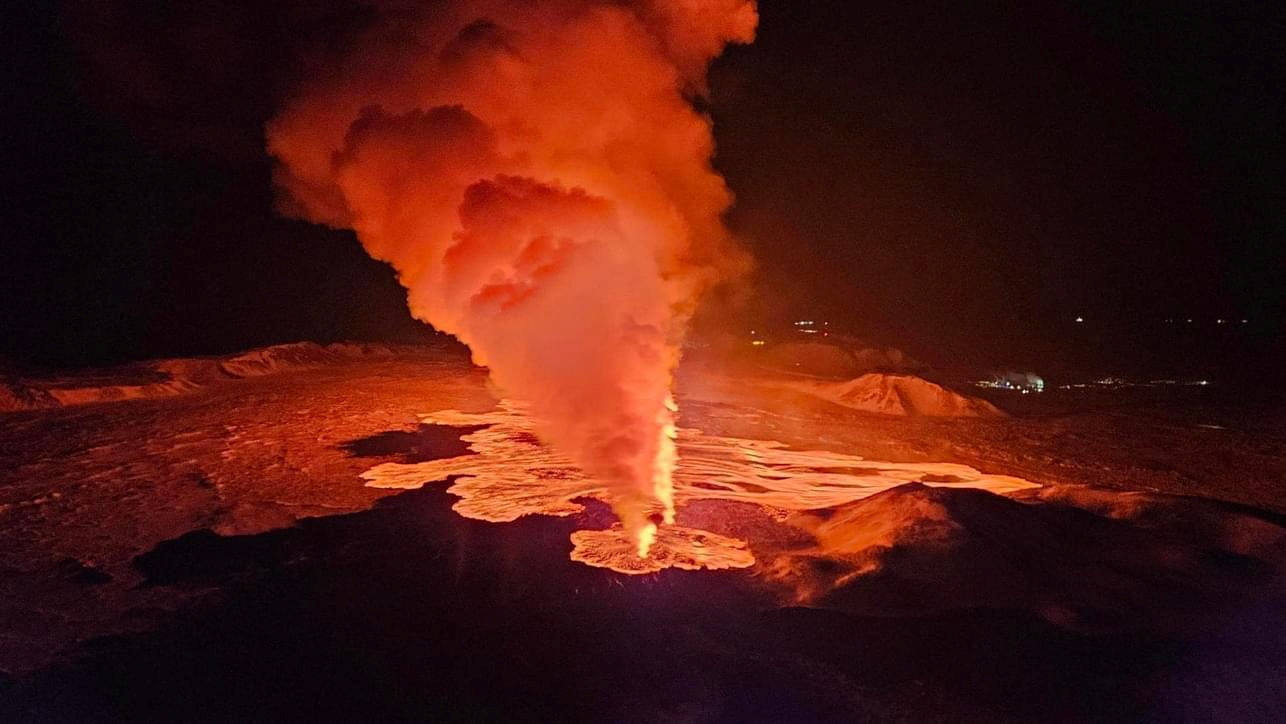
top-left (1057, 377), bottom-right (1213, 390)
top-left (974, 373), bottom-right (1044, 394)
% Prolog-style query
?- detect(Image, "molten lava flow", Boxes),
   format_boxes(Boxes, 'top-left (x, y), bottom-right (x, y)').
top-left (362, 402), bottom-right (1041, 574)
top-left (267, 2), bottom-right (757, 555)
top-left (571, 525), bottom-right (754, 574)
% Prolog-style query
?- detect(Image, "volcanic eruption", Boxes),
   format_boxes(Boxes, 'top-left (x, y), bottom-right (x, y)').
top-left (266, 0), bottom-right (757, 555)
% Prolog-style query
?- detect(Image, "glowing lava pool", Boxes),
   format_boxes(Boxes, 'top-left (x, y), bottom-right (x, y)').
top-left (362, 401), bottom-right (1039, 573)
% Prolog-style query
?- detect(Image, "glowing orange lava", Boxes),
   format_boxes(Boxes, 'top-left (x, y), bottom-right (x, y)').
top-left (571, 525), bottom-right (754, 574)
top-left (362, 401), bottom-right (1039, 574)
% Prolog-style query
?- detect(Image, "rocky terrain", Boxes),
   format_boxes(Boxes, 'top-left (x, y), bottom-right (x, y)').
top-left (2, 344), bottom-right (1284, 722)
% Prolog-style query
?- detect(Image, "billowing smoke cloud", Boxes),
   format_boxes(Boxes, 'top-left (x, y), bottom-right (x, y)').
top-left (267, 0), bottom-right (756, 554)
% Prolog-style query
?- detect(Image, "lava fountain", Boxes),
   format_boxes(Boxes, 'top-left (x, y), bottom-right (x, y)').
top-left (267, 1), bottom-right (757, 554)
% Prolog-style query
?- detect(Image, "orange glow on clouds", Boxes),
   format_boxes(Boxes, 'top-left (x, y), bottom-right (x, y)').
top-left (267, 1), bottom-right (757, 554)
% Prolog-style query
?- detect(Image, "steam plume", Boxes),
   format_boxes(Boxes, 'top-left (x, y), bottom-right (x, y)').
top-left (267, 0), bottom-right (755, 554)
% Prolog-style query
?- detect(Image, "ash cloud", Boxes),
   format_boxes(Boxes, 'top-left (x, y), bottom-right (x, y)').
top-left (267, 0), bottom-right (757, 552)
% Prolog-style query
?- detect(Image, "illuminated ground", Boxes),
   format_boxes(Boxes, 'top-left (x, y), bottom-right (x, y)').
top-left (2, 347), bottom-right (1284, 721)
top-left (360, 401), bottom-right (1036, 574)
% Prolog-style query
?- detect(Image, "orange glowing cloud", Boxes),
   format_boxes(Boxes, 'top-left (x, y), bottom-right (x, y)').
top-left (267, 1), bottom-right (757, 552)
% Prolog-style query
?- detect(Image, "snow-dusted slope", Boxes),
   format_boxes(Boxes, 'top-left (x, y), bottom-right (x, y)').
top-left (787, 373), bottom-right (1005, 418)
top-left (0, 342), bottom-right (440, 412)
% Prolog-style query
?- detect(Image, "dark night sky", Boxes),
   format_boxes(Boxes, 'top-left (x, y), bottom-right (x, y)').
top-left (2, 0), bottom-right (1282, 375)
